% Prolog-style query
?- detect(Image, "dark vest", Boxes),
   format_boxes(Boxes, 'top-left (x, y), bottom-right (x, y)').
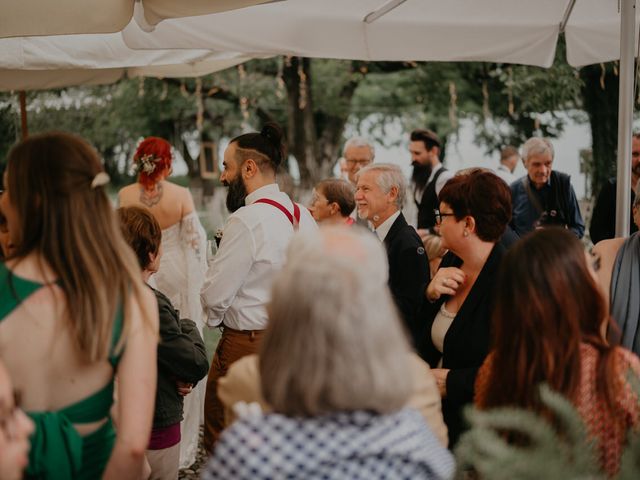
top-left (416, 167), bottom-right (448, 231)
top-left (523, 171), bottom-right (571, 228)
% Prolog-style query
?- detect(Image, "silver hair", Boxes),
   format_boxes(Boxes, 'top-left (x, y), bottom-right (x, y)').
top-left (356, 163), bottom-right (406, 209)
top-left (342, 136), bottom-right (375, 161)
top-left (521, 137), bottom-right (555, 162)
top-left (260, 226), bottom-right (412, 416)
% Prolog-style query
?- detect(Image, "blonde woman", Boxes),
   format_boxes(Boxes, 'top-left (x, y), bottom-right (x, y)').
top-left (0, 132), bottom-right (158, 479)
top-left (119, 137), bottom-right (208, 467)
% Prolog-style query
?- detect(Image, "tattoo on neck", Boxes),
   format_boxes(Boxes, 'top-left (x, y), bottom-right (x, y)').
top-left (140, 183), bottom-right (163, 207)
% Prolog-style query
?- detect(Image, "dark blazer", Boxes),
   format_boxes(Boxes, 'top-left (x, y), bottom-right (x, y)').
top-left (383, 212), bottom-right (430, 347)
top-left (589, 177), bottom-right (637, 244)
top-left (418, 242), bottom-right (506, 447)
top-left (151, 286), bottom-right (210, 429)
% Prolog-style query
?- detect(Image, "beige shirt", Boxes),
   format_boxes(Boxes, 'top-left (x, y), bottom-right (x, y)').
top-left (218, 352), bottom-right (449, 447)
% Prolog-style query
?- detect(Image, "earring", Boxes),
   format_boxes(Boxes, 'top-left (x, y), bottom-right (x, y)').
top-left (463, 230), bottom-right (469, 237)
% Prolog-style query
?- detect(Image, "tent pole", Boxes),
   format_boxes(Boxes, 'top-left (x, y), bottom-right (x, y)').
top-left (19, 90), bottom-right (28, 140)
top-left (615, 0), bottom-right (636, 237)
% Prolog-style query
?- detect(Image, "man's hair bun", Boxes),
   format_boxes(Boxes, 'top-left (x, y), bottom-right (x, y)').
top-left (260, 122), bottom-right (284, 166)
top-left (231, 121), bottom-right (286, 171)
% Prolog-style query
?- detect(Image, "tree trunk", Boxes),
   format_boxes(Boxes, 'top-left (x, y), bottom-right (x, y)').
top-left (580, 64), bottom-right (619, 198)
top-left (283, 57), bottom-right (362, 188)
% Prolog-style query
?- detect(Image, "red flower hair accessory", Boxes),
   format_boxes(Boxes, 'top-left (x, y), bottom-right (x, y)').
top-left (133, 137), bottom-right (173, 189)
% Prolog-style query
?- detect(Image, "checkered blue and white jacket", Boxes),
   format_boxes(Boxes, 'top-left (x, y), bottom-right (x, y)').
top-left (202, 407), bottom-right (454, 480)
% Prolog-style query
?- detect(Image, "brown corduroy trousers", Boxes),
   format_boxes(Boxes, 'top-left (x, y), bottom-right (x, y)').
top-left (203, 327), bottom-right (264, 453)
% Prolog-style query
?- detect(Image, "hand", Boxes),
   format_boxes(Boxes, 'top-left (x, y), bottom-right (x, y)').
top-left (431, 368), bottom-right (449, 397)
top-left (176, 381), bottom-right (193, 397)
top-left (426, 267), bottom-right (466, 302)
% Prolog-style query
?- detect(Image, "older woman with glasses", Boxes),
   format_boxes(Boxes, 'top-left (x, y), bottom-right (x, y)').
top-left (419, 169), bottom-right (512, 447)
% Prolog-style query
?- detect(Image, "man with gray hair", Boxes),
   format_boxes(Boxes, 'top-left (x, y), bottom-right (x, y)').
top-left (355, 163), bottom-right (429, 346)
top-left (510, 137), bottom-right (584, 238)
top-left (343, 136), bottom-right (375, 186)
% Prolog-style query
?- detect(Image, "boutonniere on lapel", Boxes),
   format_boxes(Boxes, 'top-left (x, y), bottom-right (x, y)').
top-left (214, 228), bottom-right (224, 247)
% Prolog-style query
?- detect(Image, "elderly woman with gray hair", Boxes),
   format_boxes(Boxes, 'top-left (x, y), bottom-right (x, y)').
top-left (202, 227), bottom-right (454, 480)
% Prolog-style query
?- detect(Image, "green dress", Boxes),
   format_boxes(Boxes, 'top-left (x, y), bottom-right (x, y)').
top-left (0, 262), bottom-right (123, 480)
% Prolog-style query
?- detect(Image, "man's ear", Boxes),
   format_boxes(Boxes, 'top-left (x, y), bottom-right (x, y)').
top-left (329, 202), bottom-right (340, 216)
top-left (243, 158), bottom-right (258, 178)
top-left (388, 185), bottom-right (399, 204)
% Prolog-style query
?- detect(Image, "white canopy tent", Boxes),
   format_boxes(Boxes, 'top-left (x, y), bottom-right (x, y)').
top-left (121, 0), bottom-right (638, 68)
top-left (121, 0), bottom-right (640, 237)
top-left (0, 0), bottom-right (277, 38)
top-left (0, 33), bottom-right (254, 141)
top-left (0, 33), bottom-right (251, 90)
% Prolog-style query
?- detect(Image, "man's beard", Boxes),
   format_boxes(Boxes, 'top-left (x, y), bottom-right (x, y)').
top-left (412, 161), bottom-right (432, 191)
top-left (224, 175), bottom-right (248, 213)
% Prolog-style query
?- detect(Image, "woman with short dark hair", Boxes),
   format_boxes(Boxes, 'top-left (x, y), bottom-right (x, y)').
top-left (309, 178), bottom-right (356, 224)
top-left (420, 169), bottom-right (512, 447)
top-left (118, 206), bottom-right (209, 480)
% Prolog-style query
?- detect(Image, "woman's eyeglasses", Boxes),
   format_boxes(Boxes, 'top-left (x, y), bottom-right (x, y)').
top-left (434, 209), bottom-right (456, 224)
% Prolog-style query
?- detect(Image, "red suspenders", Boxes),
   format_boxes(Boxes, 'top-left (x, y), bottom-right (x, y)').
top-left (254, 198), bottom-right (301, 229)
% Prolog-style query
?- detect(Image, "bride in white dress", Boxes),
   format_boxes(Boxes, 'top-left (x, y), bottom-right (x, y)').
top-left (118, 137), bottom-right (208, 469)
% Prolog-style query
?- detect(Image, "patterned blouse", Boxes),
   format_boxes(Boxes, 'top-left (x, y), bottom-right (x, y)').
top-left (475, 344), bottom-right (640, 477)
top-left (202, 407), bottom-right (454, 480)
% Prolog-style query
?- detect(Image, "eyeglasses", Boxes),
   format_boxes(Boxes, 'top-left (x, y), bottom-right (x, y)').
top-left (434, 209), bottom-right (456, 224)
top-left (345, 158), bottom-right (371, 166)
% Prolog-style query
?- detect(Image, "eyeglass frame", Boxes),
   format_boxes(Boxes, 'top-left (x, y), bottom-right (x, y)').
top-left (434, 208), bottom-right (456, 224)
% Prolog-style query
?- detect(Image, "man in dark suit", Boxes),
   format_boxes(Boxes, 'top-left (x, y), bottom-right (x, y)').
top-left (589, 133), bottom-right (640, 243)
top-left (355, 163), bottom-right (429, 346)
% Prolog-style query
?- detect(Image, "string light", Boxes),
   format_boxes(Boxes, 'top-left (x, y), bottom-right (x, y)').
top-left (298, 59), bottom-right (308, 110)
top-left (448, 81), bottom-right (458, 129)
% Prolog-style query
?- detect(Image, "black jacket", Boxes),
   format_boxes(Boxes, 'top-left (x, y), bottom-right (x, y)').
top-left (416, 167), bottom-right (448, 232)
top-left (589, 177), bottom-right (637, 244)
top-left (418, 243), bottom-right (505, 447)
top-left (151, 286), bottom-right (210, 429)
top-left (383, 213), bottom-right (430, 347)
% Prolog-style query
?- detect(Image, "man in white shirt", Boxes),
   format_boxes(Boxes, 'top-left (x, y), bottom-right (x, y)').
top-left (355, 163), bottom-right (429, 347)
top-left (201, 123), bottom-right (317, 451)
top-left (494, 145), bottom-right (519, 185)
top-left (409, 129), bottom-right (454, 238)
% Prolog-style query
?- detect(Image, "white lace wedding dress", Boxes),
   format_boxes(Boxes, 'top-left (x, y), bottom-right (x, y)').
top-left (153, 211), bottom-right (208, 469)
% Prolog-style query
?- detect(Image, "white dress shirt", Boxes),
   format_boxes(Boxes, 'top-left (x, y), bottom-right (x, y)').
top-left (201, 183), bottom-right (317, 330)
top-left (375, 210), bottom-right (401, 242)
top-left (414, 163), bottom-right (454, 203)
top-left (495, 164), bottom-right (516, 186)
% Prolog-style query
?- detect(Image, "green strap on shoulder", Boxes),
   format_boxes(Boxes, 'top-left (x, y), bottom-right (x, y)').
top-left (0, 262), bottom-right (44, 320)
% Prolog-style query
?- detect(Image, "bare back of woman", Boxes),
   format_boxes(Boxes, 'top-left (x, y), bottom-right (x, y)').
top-left (0, 132), bottom-right (158, 480)
top-left (118, 180), bottom-right (195, 230)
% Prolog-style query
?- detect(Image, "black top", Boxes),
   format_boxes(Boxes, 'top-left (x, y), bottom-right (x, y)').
top-left (589, 177), bottom-right (637, 244)
top-left (416, 167), bottom-right (448, 232)
top-left (151, 286), bottom-right (210, 429)
top-left (383, 213), bottom-right (430, 347)
top-left (418, 243), bottom-right (506, 447)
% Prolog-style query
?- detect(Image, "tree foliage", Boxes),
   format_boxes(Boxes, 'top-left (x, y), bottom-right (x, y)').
top-left (0, 48), bottom-right (626, 197)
